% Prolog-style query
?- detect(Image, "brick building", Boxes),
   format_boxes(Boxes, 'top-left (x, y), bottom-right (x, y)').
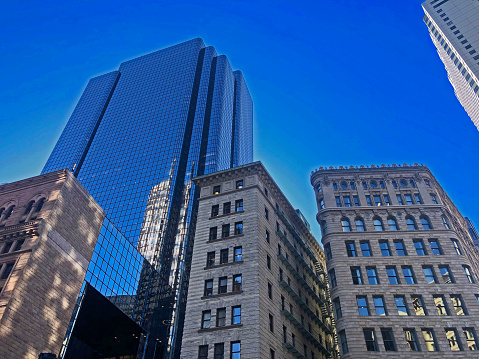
top-left (311, 163), bottom-right (479, 357)
top-left (180, 162), bottom-right (337, 359)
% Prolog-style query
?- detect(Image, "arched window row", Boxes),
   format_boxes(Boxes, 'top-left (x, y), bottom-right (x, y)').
top-left (337, 214), bottom-right (435, 233)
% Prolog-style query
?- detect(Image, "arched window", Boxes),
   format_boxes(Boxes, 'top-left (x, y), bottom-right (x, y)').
top-left (0, 207), bottom-right (4, 219)
top-left (35, 198), bottom-right (45, 213)
top-left (1, 206), bottom-right (15, 224)
top-left (370, 180), bottom-right (378, 188)
top-left (420, 216), bottom-right (432, 230)
top-left (355, 218), bottom-right (366, 232)
top-left (341, 218), bottom-right (351, 232)
top-left (373, 217), bottom-right (384, 231)
top-left (406, 216), bottom-right (417, 230)
top-left (340, 181), bottom-right (348, 189)
top-left (387, 217), bottom-right (398, 231)
top-left (321, 220), bottom-right (328, 235)
top-left (24, 201), bottom-right (35, 215)
top-left (441, 216), bottom-right (451, 230)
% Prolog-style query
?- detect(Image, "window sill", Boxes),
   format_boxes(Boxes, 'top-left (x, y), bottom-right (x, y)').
top-left (201, 290), bottom-right (243, 300)
top-left (210, 210), bottom-right (244, 220)
top-left (208, 233), bottom-right (244, 243)
top-left (204, 260), bottom-right (243, 270)
top-left (198, 323), bottom-right (243, 333)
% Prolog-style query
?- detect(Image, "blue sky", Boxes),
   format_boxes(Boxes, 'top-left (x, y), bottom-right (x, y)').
top-left (1, 0), bottom-right (478, 240)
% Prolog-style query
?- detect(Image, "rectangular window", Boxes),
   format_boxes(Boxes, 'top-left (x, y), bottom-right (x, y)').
top-left (234, 222), bottom-right (243, 235)
top-left (402, 266), bottom-right (416, 284)
top-left (428, 239), bottom-right (442, 255)
top-left (463, 328), bottom-right (478, 351)
top-left (353, 196), bottom-right (360, 206)
top-left (201, 310), bottom-right (211, 329)
top-left (339, 330), bottom-right (348, 354)
top-left (445, 328), bottom-right (462, 351)
top-left (213, 186), bottom-right (221, 195)
top-left (357, 296), bottom-right (369, 316)
top-left (267, 255), bottom-right (271, 270)
top-left (366, 267), bottom-right (379, 284)
top-left (233, 274), bottom-right (242, 292)
top-left (269, 314), bottom-right (274, 332)
top-left (380, 240), bottom-right (391, 256)
top-left (394, 240), bottom-right (407, 256)
top-left (439, 265), bottom-right (454, 283)
top-left (381, 328), bottom-right (397, 351)
top-left (414, 239), bottom-right (426, 255)
top-left (434, 295), bottom-right (449, 315)
top-left (351, 267), bottom-right (363, 285)
top-left (283, 326), bottom-right (287, 343)
top-left (404, 329), bottom-right (420, 351)
top-left (235, 199), bottom-right (243, 212)
top-left (216, 308), bottom-right (226, 326)
top-left (405, 194), bottom-right (414, 205)
top-left (346, 241), bottom-right (357, 257)
top-left (373, 296), bottom-right (387, 316)
top-left (204, 279), bottom-right (213, 296)
top-left (214, 343), bottom-right (225, 359)
top-left (234, 246), bottom-right (242, 261)
top-left (373, 195), bottom-right (382, 206)
top-left (360, 241), bottom-right (372, 256)
top-left (335, 197), bottom-right (342, 207)
top-left (343, 196), bottom-right (351, 207)
top-left (422, 329), bottom-right (438, 351)
top-left (366, 195), bottom-right (372, 206)
top-left (207, 252), bottom-right (215, 267)
top-left (384, 194), bottom-right (390, 206)
top-left (209, 227), bottom-right (218, 241)
top-left (13, 239), bottom-right (24, 251)
top-left (270, 349), bottom-right (275, 359)
top-left (364, 328), bottom-right (379, 351)
top-left (414, 194), bottom-right (423, 204)
top-left (451, 295), bottom-right (467, 315)
top-left (463, 265), bottom-right (475, 283)
top-left (198, 345), bottom-right (208, 359)
top-left (397, 194), bottom-right (404, 205)
top-left (324, 243), bottom-right (332, 260)
top-left (220, 249), bottom-right (228, 264)
top-left (211, 205), bottom-right (219, 217)
top-left (222, 224), bottom-right (230, 238)
top-left (223, 202), bottom-right (231, 214)
top-left (268, 282), bottom-right (273, 299)
top-left (1, 242), bottom-right (12, 254)
top-left (395, 296), bottom-right (409, 315)
top-left (423, 266), bottom-right (437, 284)
top-left (387, 266), bottom-right (399, 284)
top-left (236, 180), bottom-right (243, 189)
top-left (411, 295), bottom-right (427, 315)
top-left (430, 194), bottom-right (438, 204)
top-left (218, 276), bottom-right (227, 294)
top-left (329, 269), bottom-right (337, 288)
top-left (451, 239), bottom-right (462, 255)
top-left (265, 207), bottom-right (269, 219)
top-left (333, 297), bottom-right (342, 319)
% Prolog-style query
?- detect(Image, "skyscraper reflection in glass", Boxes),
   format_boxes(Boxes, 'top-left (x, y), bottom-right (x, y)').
top-left (42, 38), bottom-right (253, 358)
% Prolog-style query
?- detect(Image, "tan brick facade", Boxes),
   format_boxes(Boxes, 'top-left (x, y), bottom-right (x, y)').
top-left (0, 170), bottom-right (104, 359)
top-left (311, 164), bottom-right (479, 357)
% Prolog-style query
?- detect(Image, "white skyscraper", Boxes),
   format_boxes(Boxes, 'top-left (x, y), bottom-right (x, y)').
top-left (422, 0), bottom-right (479, 130)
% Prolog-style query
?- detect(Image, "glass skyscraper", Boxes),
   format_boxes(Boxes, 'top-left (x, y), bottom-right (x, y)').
top-left (42, 38), bottom-right (253, 358)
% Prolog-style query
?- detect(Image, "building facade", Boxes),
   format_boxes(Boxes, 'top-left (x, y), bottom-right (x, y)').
top-left (41, 38), bottom-right (253, 358)
top-left (465, 217), bottom-right (479, 249)
top-left (422, 0), bottom-right (479, 130)
top-left (311, 163), bottom-right (479, 357)
top-left (180, 162), bottom-right (337, 359)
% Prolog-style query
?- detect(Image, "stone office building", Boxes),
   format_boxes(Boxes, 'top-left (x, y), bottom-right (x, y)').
top-left (180, 162), bottom-right (337, 359)
top-left (311, 163), bottom-right (479, 357)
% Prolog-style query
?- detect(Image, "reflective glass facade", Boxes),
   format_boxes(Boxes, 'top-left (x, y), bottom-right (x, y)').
top-left (43, 38), bottom-right (253, 359)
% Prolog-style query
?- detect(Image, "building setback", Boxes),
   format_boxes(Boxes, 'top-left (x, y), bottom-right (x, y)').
top-left (311, 163), bottom-right (479, 357)
top-left (181, 162), bottom-right (337, 359)
top-left (422, 0), bottom-right (479, 130)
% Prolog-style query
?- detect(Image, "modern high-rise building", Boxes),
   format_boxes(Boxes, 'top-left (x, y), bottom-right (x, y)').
top-left (422, 0), bottom-right (479, 130)
top-left (311, 163), bottom-right (479, 357)
top-left (180, 162), bottom-right (337, 359)
top-left (42, 38), bottom-right (253, 358)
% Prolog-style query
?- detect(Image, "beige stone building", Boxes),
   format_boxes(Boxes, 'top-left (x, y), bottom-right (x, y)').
top-left (180, 162), bottom-right (337, 359)
top-left (0, 170), bottom-right (104, 359)
top-left (311, 163), bottom-right (479, 357)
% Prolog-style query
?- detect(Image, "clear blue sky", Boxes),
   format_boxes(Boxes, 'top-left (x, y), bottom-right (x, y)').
top-left (1, 0), bottom-right (478, 240)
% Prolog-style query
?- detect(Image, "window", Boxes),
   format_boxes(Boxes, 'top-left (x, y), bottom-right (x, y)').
top-left (463, 265), bottom-right (475, 283)
top-left (264, 188), bottom-right (269, 196)
top-left (283, 326), bottom-right (287, 343)
top-left (266, 230), bottom-right (270, 243)
top-left (451, 295), bottom-right (467, 315)
top-left (379, 240), bottom-right (391, 256)
top-left (223, 202), bottom-right (231, 215)
top-left (1, 263), bottom-right (14, 280)
top-left (384, 194), bottom-right (390, 206)
top-left (387, 217), bottom-right (398, 231)
top-left (201, 310), bottom-right (211, 328)
top-left (266, 255), bottom-right (271, 270)
top-left (235, 199), bottom-right (243, 212)
top-left (333, 182), bottom-right (338, 190)
top-left (213, 186), bottom-right (221, 195)
top-left (413, 239), bottom-right (426, 255)
top-left (320, 220), bottom-right (328, 235)
top-left (366, 195), bottom-right (372, 206)
top-left (430, 194), bottom-right (438, 204)
top-left (269, 314), bottom-right (274, 332)
top-left (219, 249), bottom-right (228, 264)
top-left (339, 330), bottom-right (348, 354)
top-left (319, 199), bottom-right (324, 209)
top-left (351, 267), bottom-right (363, 285)
top-left (410, 180), bottom-right (415, 187)
top-left (222, 224), bottom-right (230, 238)
top-left (414, 194), bottom-right (422, 204)
top-left (366, 267), bottom-right (379, 284)
top-left (445, 329), bottom-right (462, 351)
top-left (428, 239), bottom-right (442, 255)
top-left (402, 266), bottom-right (416, 284)
top-left (333, 297), bottom-right (342, 319)
top-left (353, 196), bottom-right (360, 206)
top-left (381, 328), bottom-right (396, 351)
top-left (463, 328), bottom-right (478, 350)
top-left (234, 247), bottom-right (242, 262)
top-left (207, 252), bottom-right (216, 267)
top-left (442, 216), bottom-right (451, 229)
top-left (265, 207), bottom-right (269, 219)
top-left (218, 276), bottom-right (227, 294)
top-left (439, 265), bottom-right (454, 283)
top-left (395, 296), bottom-right (409, 315)
top-left (209, 227), bottom-right (218, 241)
top-left (268, 282), bottom-right (273, 299)
top-left (373, 217), bottom-right (383, 231)
top-left (350, 181), bottom-right (355, 190)
top-left (420, 216), bottom-right (432, 230)
top-left (355, 218), bottom-right (365, 231)
top-left (346, 241), bottom-right (357, 257)
top-left (434, 295), bottom-right (449, 315)
top-left (363, 329), bottom-right (378, 351)
top-left (387, 266), bottom-right (399, 284)
top-left (373, 195), bottom-right (382, 206)
top-left (329, 269), bottom-right (337, 288)
top-left (362, 181), bottom-right (367, 189)
top-left (422, 329), bottom-right (438, 351)
top-left (214, 343), bottom-right (224, 359)
top-left (357, 296), bottom-right (370, 316)
top-left (341, 218), bottom-right (351, 232)
top-left (216, 308), bottom-right (226, 326)
top-left (13, 240), bottom-right (24, 251)
top-left (204, 279), bottom-right (213, 296)
top-left (234, 222), bottom-right (243, 235)
top-left (451, 239), bottom-right (462, 255)
top-left (343, 196), bottom-right (351, 207)
top-left (412, 295), bottom-right (427, 315)
top-left (233, 274), bottom-right (242, 292)
top-left (404, 329), bottom-right (420, 351)
top-left (324, 243), bottom-right (332, 260)
top-left (236, 180), bottom-right (243, 189)
top-left (270, 349), bottom-right (275, 359)
top-left (230, 342), bottom-right (240, 359)
top-left (405, 194), bottom-right (414, 205)
top-left (211, 204), bottom-right (219, 217)
top-left (370, 180), bottom-right (377, 188)
top-left (198, 345), bottom-right (208, 359)
top-left (406, 216), bottom-right (417, 230)
top-left (392, 180), bottom-right (397, 188)
top-left (1, 242), bottom-right (12, 254)
top-left (373, 296), bottom-right (387, 316)
top-left (360, 241), bottom-right (372, 256)
top-left (423, 266), bottom-right (437, 284)
top-left (396, 194), bottom-right (404, 205)
top-left (335, 197), bottom-right (341, 207)
top-left (394, 240), bottom-right (406, 255)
